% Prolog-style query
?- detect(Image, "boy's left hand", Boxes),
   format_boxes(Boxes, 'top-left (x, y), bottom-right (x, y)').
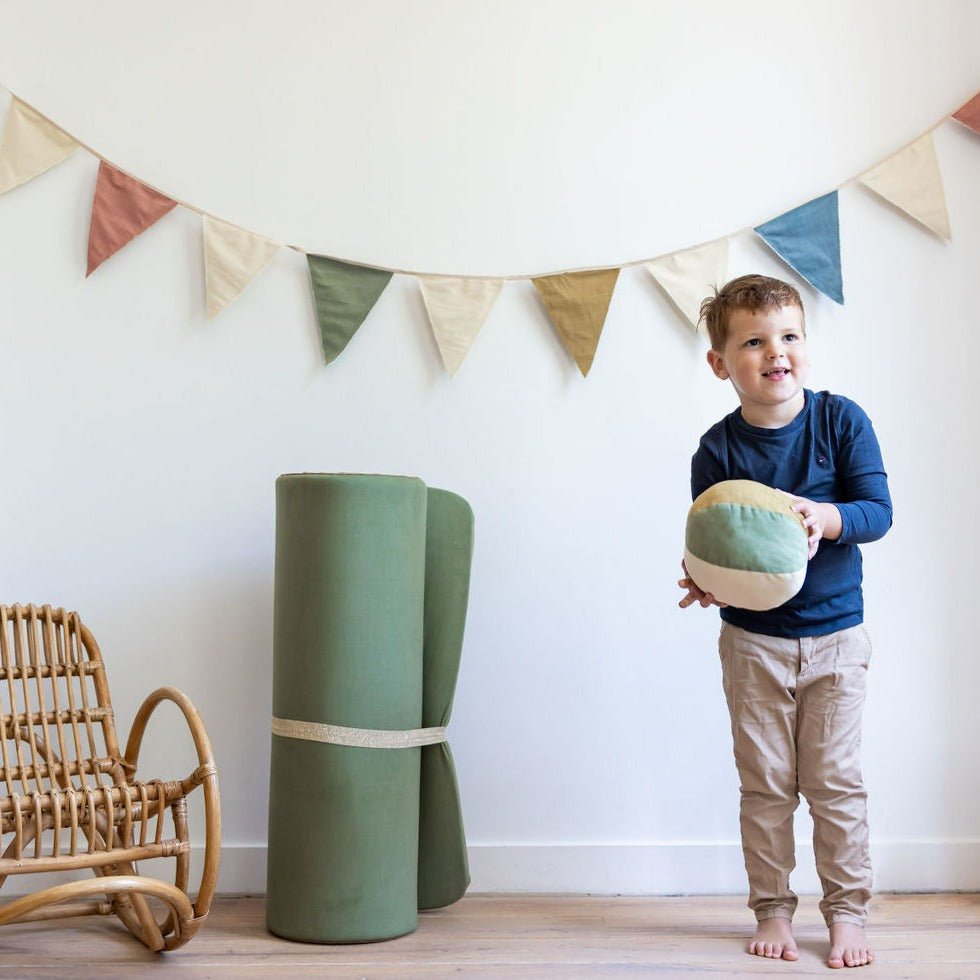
top-left (780, 492), bottom-right (842, 559)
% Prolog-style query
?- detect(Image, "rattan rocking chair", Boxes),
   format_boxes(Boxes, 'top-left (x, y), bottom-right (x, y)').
top-left (0, 604), bottom-right (220, 951)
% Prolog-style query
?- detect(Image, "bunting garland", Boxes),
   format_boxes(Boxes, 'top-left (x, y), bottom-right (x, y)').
top-left (1, 82), bottom-right (979, 376)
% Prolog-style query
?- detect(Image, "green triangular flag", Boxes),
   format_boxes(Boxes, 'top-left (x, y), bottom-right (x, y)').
top-left (307, 255), bottom-right (393, 364)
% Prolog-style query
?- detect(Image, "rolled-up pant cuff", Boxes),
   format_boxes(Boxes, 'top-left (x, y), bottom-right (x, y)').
top-left (755, 907), bottom-right (797, 923)
top-left (828, 912), bottom-right (868, 927)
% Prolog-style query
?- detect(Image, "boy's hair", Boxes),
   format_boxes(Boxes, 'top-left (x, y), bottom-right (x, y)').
top-left (699, 274), bottom-right (805, 351)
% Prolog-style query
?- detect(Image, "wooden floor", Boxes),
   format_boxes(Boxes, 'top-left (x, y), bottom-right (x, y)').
top-left (0, 893), bottom-right (977, 977)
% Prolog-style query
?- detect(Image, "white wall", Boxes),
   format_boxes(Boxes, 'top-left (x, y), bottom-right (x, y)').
top-left (1, 1), bottom-right (978, 896)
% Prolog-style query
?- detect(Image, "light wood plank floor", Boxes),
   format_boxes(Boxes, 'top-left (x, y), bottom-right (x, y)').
top-left (0, 893), bottom-right (977, 977)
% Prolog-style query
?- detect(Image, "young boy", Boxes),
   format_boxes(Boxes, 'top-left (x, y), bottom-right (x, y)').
top-left (679, 274), bottom-right (892, 969)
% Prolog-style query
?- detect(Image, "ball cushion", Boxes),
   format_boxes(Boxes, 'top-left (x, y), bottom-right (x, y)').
top-left (685, 479), bottom-right (808, 611)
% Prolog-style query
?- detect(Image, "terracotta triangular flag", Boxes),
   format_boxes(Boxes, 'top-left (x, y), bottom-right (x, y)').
top-left (754, 191), bottom-right (844, 304)
top-left (203, 215), bottom-right (281, 319)
top-left (952, 92), bottom-right (980, 134)
top-left (307, 255), bottom-right (393, 364)
top-left (87, 161), bottom-right (177, 276)
top-left (859, 133), bottom-right (950, 240)
top-left (0, 97), bottom-right (78, 194)
top-left (532, 268), bottom-right (620, 376)
top-left (645, 239), bottom-right (729, 330)
top-left (418, 275), bottom-right (504, 376)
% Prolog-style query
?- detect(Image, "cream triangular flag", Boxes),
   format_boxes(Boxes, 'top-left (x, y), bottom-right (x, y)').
top-left (858, 133), bottom-right (951, 240)
top-left (0, 97), bottom-right (79, 194)
top-left (203, 215), bottom-right (281, 319)
top-left (645, 238), bottom-right (729, 330)
top-left (418, 275), bottom-right (504, 375)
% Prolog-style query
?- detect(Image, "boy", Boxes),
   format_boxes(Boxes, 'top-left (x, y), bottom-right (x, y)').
top-left (679, 274), bottom-right (892, 969)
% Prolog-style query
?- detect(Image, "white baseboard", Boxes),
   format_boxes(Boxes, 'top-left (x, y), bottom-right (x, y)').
top-left (466, 840), bottom-right (980, 894)
top-left (4, 841), bottom-right (978, 897)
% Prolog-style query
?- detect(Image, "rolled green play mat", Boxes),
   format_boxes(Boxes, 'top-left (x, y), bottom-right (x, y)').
top-left (267, 474), bottom-right (472, 943)
top-left (418, 488), bottom-right (473, 910)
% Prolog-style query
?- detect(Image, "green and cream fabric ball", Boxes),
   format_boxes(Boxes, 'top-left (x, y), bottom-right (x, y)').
top-left (684, 480), bottom-right (808, 611)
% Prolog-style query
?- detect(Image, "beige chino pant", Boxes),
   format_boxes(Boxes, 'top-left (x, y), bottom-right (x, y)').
top-left (718, 622), bottom-right (873, 927)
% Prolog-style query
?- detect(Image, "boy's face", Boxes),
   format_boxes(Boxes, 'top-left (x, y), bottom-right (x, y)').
top-left (706, 303), bottom-right (809, 428)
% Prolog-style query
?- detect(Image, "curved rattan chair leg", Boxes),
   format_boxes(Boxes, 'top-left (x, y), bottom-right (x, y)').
top-left (90, 795), bottom-right (192, 944)
top-left (125, 888), bottom-right (167, 951)
top-left (112, 870), bottom-right (185, 949)
top-left (106, 885), bottom-right (166, 951)
top-left (0, 876), bottom-right (195, 948)
top-left (108, 892), bottom-right (150, 946)
top-left (84, 814), bottom-right (175, 951)
top-left (90, 862), bottom-right (167, 951)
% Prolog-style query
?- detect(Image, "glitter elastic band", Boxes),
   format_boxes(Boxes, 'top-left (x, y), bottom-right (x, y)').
top-left (272, 716), bottom-right (447, 749)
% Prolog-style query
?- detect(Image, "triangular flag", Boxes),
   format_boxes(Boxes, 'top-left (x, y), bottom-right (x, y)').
top-left (307, 255), bottom-right (393, 364)
top-left (645, 238), bottom-right (729, 330)
top-left (754, 191), bottom-right (843, 304)
top-left (203, 215), bottom-right (281, 319)
top-left (0, 97), bottom-right (78, 194)
top-left (86, 161), bottom-right (177, 276)
top-left (858, 133), bottom-right (950, 240)
top-left (952, 92), bottom-right (980, 134)
top-left (532, 268), bottom-right (620, 376)
top-left (418, 275), bottom-right (504, 376)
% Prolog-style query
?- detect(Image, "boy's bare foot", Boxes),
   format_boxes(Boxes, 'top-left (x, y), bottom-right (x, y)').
top-left (828, 921), bottom-right (874, 968)
top-left (748, 916), bottom-right (799, 960)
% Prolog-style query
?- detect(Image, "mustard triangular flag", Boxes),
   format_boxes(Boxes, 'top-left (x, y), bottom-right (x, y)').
top-left (532, 268), bottom-right (620, 376)
top-left (858, 133), bottom-right (951, 240)
top-left (0, 97), bottom-right (78, 194)
top-left (418, 276), bottom-right (504, 376)
top-left (645, 239), bottom-right (729, 330)
top-left (203, 215), bottom-right (280, 319)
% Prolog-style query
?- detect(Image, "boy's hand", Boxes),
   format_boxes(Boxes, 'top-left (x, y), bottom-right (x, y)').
top-left (678, 560), bottom-right (728, 609)
top-left (780, 492), bottom-right (843, 559)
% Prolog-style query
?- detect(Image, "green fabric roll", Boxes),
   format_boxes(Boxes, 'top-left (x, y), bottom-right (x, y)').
top-left (267, 474), bottom-right (472, 944)
top-left (418, 489), bottom-right (473, 910)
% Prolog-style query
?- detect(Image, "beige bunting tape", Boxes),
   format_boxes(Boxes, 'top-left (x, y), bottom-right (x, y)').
top-left (272, 715), bottom-right (447, 749)
top-left (5, 80), bottom-right (976, 282)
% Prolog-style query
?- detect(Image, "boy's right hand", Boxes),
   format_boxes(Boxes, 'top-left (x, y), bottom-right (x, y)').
top-left (678, 560), bottom-right (728, 609)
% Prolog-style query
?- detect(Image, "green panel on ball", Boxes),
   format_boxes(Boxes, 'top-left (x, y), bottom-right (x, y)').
top-left (686, 504), bottom-right (808, 573)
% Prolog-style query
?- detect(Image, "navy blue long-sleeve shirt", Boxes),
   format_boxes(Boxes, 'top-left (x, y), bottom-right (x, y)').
top-left (691, 389), bottom-right (892, 638)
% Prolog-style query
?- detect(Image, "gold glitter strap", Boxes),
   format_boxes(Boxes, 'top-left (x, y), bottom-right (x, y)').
top-left (271, 715), bottom-right (447, 749)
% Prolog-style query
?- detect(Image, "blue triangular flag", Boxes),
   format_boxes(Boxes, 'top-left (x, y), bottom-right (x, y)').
top-left (754, 191), bottom-right (844, 304)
